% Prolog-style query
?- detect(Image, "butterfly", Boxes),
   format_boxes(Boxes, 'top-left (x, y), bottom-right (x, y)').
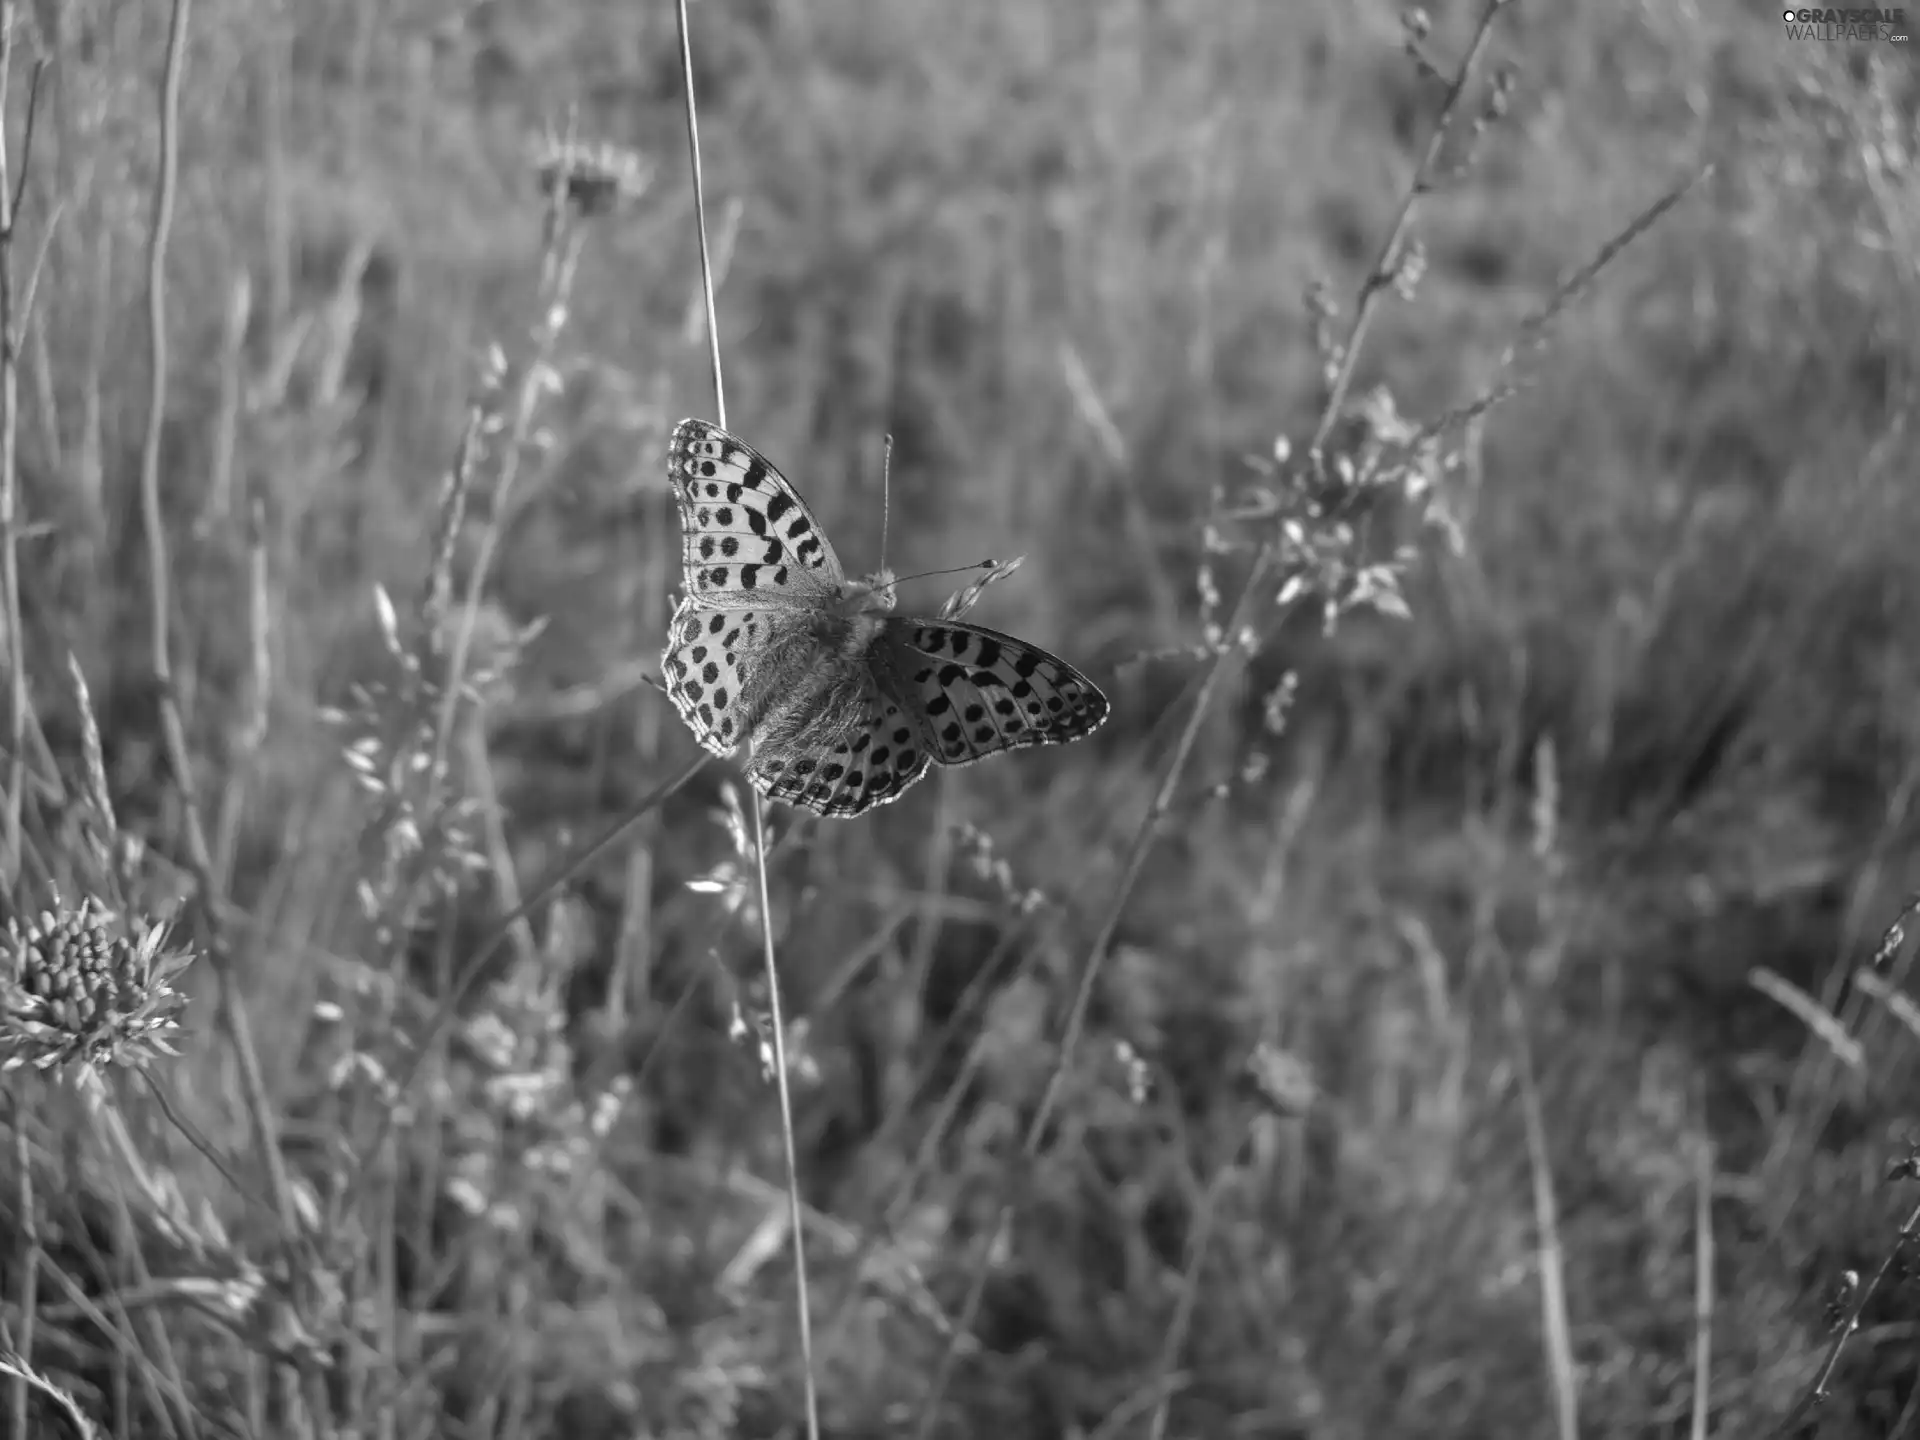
top-left (661, 418), bottom-right (1109, 818)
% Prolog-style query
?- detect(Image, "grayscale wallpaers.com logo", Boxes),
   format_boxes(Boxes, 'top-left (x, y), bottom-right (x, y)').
top-left (1782, 7), bottom-right (1909, 39)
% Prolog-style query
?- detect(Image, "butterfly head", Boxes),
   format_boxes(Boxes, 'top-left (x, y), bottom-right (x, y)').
top-left (836, 568), bottom-right (898, 617)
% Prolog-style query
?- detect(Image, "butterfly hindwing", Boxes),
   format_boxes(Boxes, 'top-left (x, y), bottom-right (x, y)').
top-left (746, 682), bottom-right (934, 818)
top-left (660, 597), bottom-right (762, 757)
top-left (883, 620), bottom-right (1109, 767)
top-left (669, 418), bottom-right (846, 608)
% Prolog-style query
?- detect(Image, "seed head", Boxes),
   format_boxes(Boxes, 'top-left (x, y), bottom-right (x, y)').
top-left (1240, 1041), bottom-right (1319, 1119)
top-left (0, 897), bottom-right (195, 1075)
top-left (534, 136), bottom-right (652, 218)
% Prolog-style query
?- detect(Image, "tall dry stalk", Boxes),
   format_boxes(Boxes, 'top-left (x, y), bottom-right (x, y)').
top-left (0, 15), bottom-right (25, 1439)
top-left (0, 0), bottom-right (23, 883)
top-left (672, 1), bottom-right (820, 1435)
top-left (134, 0), bottom-right (302, 1302)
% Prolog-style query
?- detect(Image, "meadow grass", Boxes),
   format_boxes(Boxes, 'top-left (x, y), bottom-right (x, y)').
top-left (0, 0), bottom-right (1917, 1436)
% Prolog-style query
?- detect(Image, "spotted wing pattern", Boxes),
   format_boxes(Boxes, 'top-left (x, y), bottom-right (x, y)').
top-left (667, 418), bottom-right (845, 608)
top-left (745, 684), bottom-right (934, 817)
top-left (661, 599), bottom-right (774, 758)
top-left (661, 418), bottom-right (1110, 818)
top-left (885, 620), bottom-right (1109, 767)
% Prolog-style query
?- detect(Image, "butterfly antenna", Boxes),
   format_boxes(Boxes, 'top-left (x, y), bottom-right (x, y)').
top-left (880, 432), bottom-right (895, 573)
top-left (891, 561), bottom-right (1002, 586)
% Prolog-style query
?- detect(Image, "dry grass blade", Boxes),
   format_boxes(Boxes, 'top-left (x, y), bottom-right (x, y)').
top-left (0, 20), bottom-right (41, 1433)
top-left (1749, 967), bottom-right (1864, 1073)
top-left (674, 1), bottom-right (819, 1434)
top-left (1853, 967), bottom-right (1920, 1042)
top-left (134, 1), bottom-right (303, 1388)
top-left (1499, 960), bottom-right (1579, 1440)
top-left (1693, 1097), bottom-right (1715, 1440)
top-left (0, 1350), bottom-right (100, 1439)
top-left (1422, 163), bottom-right (1714, 440)
top-left (0, 0), bottom-right (24, 886)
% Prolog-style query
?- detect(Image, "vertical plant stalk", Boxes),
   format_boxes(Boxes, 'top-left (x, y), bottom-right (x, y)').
top-left (1499, 954), bottom-right (1578, 1440)
top-left (9, 1090), bottom-right (36, 1440)
top-left (424, 222), bottom-right (583, 797)
top-left (211, 499), bottom-right (269, 893)
top-left (610, 485), bottom-right (666, 1033)
top-left (674, 3), bottom-right (817, 1437)
top-left (0, 10), bottom-right (29, 1433)
top-left (0, 0), bottom-right (22, 881)
top-left (1691, 1093), bottom-right (1715, 1440)
top-left (916, 5), bottom-right (1515, 1430)
top-left (137, 0), bottom-right (299, 1248)
top-left (257, 0), bottom-right (290, 338)
top-left (338, 221), bottom-right (586, 1220)
top-left (198, 272), bottom-right (248, 534)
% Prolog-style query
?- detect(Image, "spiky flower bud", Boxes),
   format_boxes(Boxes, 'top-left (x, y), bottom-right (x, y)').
top-left (0, 897), bottom-right (195, 1075)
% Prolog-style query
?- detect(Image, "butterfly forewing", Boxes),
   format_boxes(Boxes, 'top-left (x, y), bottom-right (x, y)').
top-left (884, 620), bottom-right (1109, 767)
top-left (669, 418), bottom-right (846, 608)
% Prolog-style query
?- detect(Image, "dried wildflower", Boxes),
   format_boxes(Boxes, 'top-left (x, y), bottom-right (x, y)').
top-left (1305, 278), bottom-right (1343, 384)
top-left (0, 897), bottom-right (194, 1074)
top-left (1240, 1041), bottom-right (1318, 1119)
top-left (1261, 671), bottom-right (1298, 736)
top-left (1870, 892), bottom-right (1920, 969)
top-left (1113, 1039), bottom-right (1154, 1104)
top-left (1485, 64), bottom-right (1517, 123)
top-left (1390, 235), bottom-right (1428, 301)
top-left (1196, 557), bottom-right (1224, 649)
top-left (938, 556), bottom-right (1026, 621)
top-left (534, 136), bottom-right (653, 218)
top-left (1823, 1270), bottom-right (1861, 1332)
top-left (1530, 737), bottom-right (1562, 871)
top-left (688, 792), bottom-right (757, 920)
top-left (952, 821), bottom-right (1049, 915)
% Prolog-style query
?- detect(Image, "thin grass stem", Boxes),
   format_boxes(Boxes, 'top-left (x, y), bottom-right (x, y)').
top-left (674, 1), bottom-right (818, 1433)
top-left (8, 1088), bottom-right (35, 1440)
top-left (135, 0), bottom-right (303, 1339)
top-left (1691, 1080), bottom-right (1715, 1440)
top-left (0, 0), bottom-right (22, 885)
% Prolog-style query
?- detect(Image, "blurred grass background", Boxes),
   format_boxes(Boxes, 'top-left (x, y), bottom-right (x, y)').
top-left (4, 0), bottom-right (1920, 1435)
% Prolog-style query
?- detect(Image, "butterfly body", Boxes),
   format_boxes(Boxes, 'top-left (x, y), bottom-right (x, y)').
top-left (663, 419), bottom-right (1108, 817)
